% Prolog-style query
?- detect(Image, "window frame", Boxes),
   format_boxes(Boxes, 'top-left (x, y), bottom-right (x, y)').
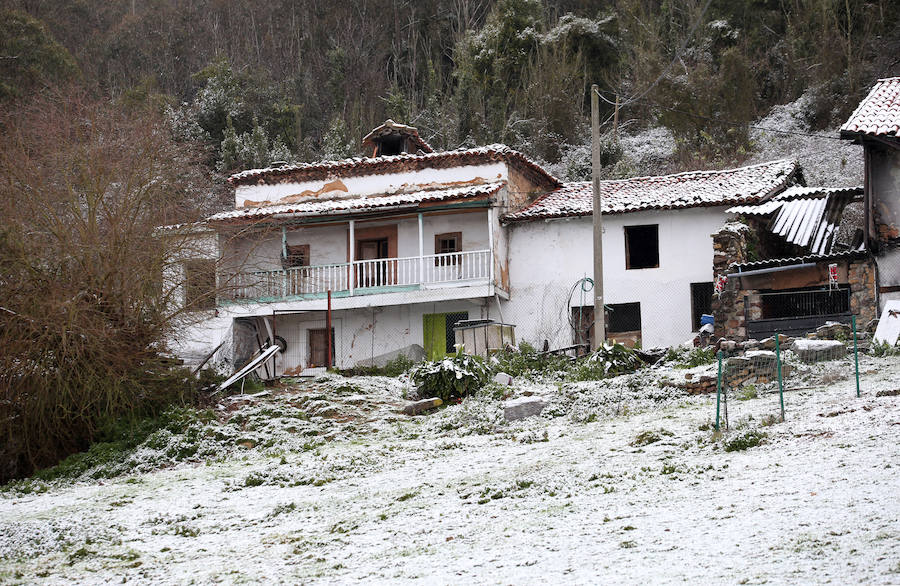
top-left (283, 244), bottom-right (310, 269)
top-left (624, 224), bottom-right (660, 270)
top-left (606, 301), bottom-right (641, 334)
top-left (434, 232), bottom-right (462, 266)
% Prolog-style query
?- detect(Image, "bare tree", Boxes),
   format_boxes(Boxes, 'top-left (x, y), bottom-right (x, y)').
top-left (0, 88), bottom-right (216, 481)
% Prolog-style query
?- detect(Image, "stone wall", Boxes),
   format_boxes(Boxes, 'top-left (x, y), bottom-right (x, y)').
top-left (711, 223), bottom-right (879, 341)
top-left (711, 223), bottom-right (752, 340)
top-left (848, 259), bottom-right (878, 326)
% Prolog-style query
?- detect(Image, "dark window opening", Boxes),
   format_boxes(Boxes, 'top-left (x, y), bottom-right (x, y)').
top-left (445, 312), bottom-right (469, 353)
top-left (283, 244), bottom-right (310, 268)
top-left (308, 328), bottom-right (335, 367)
top-left (435, 232), bottom-right (462, 265)
top-left (376, 134), bottom-right (404, 156)
top-left (690, 282), bottom-right (714, 331)
top-left (607, 302), bottom-right (641, 333)
top-left (624, 225), bottom-right (659, 270)
top-left (184, 259), bottom-right (216, 310)
top-left (759, 287), bottom-right (850, 320)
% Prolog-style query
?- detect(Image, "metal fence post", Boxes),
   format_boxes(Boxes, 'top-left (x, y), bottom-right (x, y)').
top-left (715, 350), bottom-right (723, 431)
top-left (852, 315), bottom-right (861, 398)
top-left (776, 332), bottom-right (785, 422)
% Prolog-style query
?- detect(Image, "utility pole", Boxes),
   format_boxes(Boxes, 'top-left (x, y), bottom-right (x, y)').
top-left (591, 84), bottom-right (605, 351)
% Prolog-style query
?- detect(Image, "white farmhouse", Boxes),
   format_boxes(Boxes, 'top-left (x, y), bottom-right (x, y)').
top-left (502, 159), bottom-right (801, 349)
top-left (171, 121), bottom-right (801, 375)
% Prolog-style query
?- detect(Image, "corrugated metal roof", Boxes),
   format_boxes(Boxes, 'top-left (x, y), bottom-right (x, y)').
top-left (731, 250), bottom-right (866, 271)
top-left (205, 182), bottom-right (504, 223)
top-left (503, 159), bottom-right (800, 222)
top-left (726, 186), bottom-right (862, 255)
top-left (841, 77), bottom-right (900, 139)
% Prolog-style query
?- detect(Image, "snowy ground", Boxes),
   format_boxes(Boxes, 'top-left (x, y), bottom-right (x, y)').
top-left (2, 355), bottom-right (899, 584)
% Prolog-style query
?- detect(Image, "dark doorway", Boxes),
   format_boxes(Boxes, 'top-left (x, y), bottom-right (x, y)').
top-left (356, 238), bottom-right (389, 287)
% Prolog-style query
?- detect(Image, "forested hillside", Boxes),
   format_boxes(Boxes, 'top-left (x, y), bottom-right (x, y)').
top-left (3, 0), bottom-right (899, 180)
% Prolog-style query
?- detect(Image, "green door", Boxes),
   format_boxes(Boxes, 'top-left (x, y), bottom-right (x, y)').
top-left (423, 312), bottom-right (469, 361)
top-left (423, 313), bottom-right (447, 361)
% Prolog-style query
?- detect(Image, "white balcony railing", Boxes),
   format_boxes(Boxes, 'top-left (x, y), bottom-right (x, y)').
top-left (225, 249), bottom-right (492, 302)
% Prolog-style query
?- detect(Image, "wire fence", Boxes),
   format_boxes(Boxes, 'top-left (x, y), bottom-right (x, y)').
top-left (224, 274), bottom-right (728, 377)
top-left (715, 316), bottom-right (862, 430)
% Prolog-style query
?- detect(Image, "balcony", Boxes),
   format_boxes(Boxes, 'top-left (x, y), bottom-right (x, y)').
top-left (223, 249), bottom-right (493, 304)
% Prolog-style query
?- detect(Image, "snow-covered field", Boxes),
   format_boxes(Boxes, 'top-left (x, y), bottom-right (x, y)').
top-left (2, 355), bottom-right (899, 584)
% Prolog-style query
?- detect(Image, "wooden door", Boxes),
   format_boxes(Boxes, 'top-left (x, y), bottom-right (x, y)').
top-left (308, 328), bottom-right (335, 368)
top-left (356, 238), bottom-right (389, 287)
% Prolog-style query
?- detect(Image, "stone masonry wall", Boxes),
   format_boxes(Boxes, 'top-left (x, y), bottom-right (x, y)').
top-left (848, 259), bottom-right (878, 327)
top-left (711, 223), bottom-right (878, 340)
top-left (711, 223), bottom-right (751, 340)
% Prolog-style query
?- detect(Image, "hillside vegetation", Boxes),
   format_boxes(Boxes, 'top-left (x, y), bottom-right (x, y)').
top-left (2, 0), bottom-right (898, 175)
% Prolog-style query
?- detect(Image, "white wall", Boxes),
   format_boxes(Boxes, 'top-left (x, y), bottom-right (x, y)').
top-left (234, 163), bottom-right (507, 207)
top-left (504, 207), bottom-right (729, 349)
top-left (271, 299), bottom-right (488, 372)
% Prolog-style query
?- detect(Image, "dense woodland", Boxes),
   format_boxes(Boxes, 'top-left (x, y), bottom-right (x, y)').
top-left (1, 0), bottom-right (899, 480)
top-left (3, 0), bottom-right (900, 178)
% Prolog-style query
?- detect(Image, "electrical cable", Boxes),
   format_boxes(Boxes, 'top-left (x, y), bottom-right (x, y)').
top-left (628, 98), bottom-right (846, 140)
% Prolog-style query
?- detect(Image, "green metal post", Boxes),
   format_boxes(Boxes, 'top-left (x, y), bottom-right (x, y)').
top-left (776, 332), bottom-right (785, 422)
top-left (715, 350), bottom-right (723, 431)
top-left (852, 315), bottom-right (861, 398)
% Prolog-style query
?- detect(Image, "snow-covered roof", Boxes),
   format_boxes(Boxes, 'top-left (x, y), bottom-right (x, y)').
top-left (205, 182), bottom-right (504, 223)
top-left (503, 159), bottom-right (800, 223)
top-left (727, 186), bottom-right (862, 256)
top-left (841, 77), bottom-right (900, 140)
top-left (228, 145), bottom-right (560, 189)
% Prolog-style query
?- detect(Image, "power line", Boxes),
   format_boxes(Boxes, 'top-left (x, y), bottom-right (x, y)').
top-left (630, 99), bottom-right (845, 141)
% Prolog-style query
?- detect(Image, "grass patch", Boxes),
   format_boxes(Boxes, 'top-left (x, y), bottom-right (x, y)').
top-left (631, 429), bottom-right (673, 446)
top-left (724, 429), bottom-right (767, 452)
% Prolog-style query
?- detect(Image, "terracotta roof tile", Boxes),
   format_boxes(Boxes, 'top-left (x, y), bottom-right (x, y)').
top-left (503, 159), bottom-right (800, 223)
top-left (841, 77), bottom-right (900, 139)
top-left (206, 182), bottom-right (504, 223)
top-left (228, 145), bottom-right (560, 189)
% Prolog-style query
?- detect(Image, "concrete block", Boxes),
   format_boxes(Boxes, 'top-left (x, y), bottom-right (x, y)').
top-left (401, 397), bottom-right (443, 415)
top-left (503, 396), bottom-right (546, 421)
top-left (493, 372), bottom-right (514, 386)
top-left (792, 339), bottom-right (847, 362)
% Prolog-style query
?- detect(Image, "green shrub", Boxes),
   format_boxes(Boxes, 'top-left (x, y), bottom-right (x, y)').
top-left (870, 341), bottom-right (900, 357)
top-left (336, 353), bottom-right (415, 378)
top-left (724, 429), bottom-right (766, 452)
top-left (489, 342), bottom-right (571, 378)
top-left (664, 346), bottom-right (717, 368)
top-left (410, 350), bottom-right (490, 402)
top-left (569, 342), bottom-right (643, 381)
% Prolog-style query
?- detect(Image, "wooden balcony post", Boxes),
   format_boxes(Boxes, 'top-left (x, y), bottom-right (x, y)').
top-left (487, 208), bottom-right (495, 287)
top-left (418, 212), bottom-right (425, 285)
top-left (349, 219), bottom-right (355, 296)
